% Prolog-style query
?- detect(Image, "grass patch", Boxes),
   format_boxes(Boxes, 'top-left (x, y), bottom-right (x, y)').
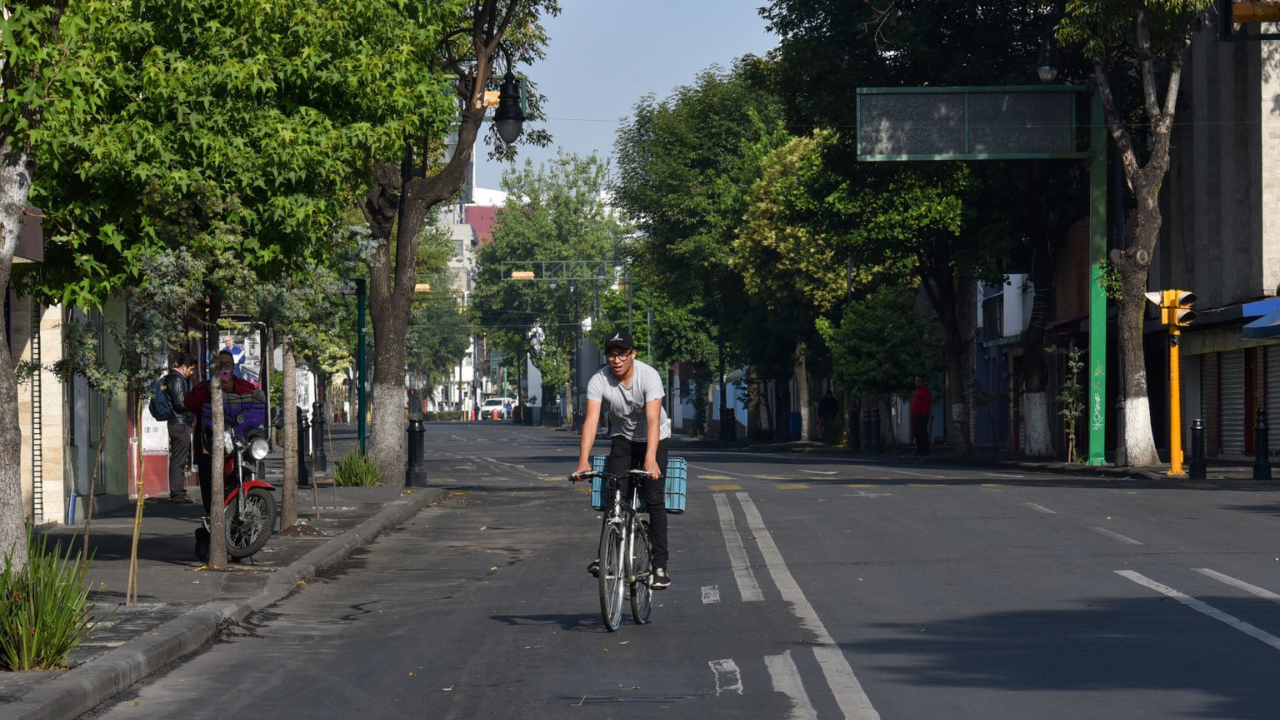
top-left (0, 529), bottom-right (98, 671)
top-left (334, 449), bottom-right (383, 487)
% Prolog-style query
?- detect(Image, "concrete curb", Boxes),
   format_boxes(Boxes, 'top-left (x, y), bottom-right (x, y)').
top-left (0, 487), bottom-right (447, 720)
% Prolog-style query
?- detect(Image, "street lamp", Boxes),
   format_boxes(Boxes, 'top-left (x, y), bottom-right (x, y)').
top-left (494, 69), bottom-right (526, 144)
top-left (1037, 37), bottom-right (1059, 83)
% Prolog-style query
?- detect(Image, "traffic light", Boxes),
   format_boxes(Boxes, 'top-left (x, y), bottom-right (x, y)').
top-left (1163, 289), bottom-right (1196, 327)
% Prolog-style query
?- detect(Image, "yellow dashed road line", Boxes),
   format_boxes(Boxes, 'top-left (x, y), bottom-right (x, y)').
top-left (778, 484), bottom-right (809, 490)
top-left (700, 475), bottom-right (733, 481)
top-left (708, 484), bottom-right (743, 492)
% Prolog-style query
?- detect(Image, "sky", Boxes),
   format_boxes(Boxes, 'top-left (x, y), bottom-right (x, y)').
top-left (475, 0), bottom-right (779, 192)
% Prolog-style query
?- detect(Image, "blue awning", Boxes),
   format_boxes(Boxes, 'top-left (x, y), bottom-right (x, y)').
top-left (1243, 307), bottom-right (1280, 339)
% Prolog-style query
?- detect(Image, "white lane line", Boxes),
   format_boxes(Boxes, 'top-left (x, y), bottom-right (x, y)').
top-left (807, 470), bottom-right (839, 475)
top-left (709, 659), bottom-right (744, 696)
top-left (450, 434), bottom-right (467, 442)
top-left (1091, 526), bottom-right (1143, 545)
top-left (765, 651), bottom-right (818, 720)
top-left (1024, 502), bottom-right (1057, 514)
top-left (736, 493), bottom-right (881, 720)
top-left (982, 472), bottom-right (1026, 479)
top-left (872, 467), bottom-right (935, 478)
top-left (702, 585), bottom-right (721, 604)
top-left (1194, 568), bottom-right (1280, 603)
top-left (1117, 570), bottom-right (1280, 652)
top-left (478, 456), bottom-right (544, 479)
top-left (690, 463), bottom-right (754, 479)
top-left (713, 494), bottom-right (764, 602)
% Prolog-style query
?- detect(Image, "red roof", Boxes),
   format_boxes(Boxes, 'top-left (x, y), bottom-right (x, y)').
top-left (465, 206), bottom-right (500, 246)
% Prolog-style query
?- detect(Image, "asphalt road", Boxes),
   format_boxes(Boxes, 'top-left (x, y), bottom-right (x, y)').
top-left (84, 422), bottom-right (1280, 719)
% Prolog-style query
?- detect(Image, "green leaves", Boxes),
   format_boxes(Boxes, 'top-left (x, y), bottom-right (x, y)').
top-left (816, 287), bottom-right (944, 402)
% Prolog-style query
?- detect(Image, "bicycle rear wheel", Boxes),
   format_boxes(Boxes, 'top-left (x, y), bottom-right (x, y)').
top-left (599, 522), bottom-right (625, 631)
top-left (628, 518), bottom-right (653, 625)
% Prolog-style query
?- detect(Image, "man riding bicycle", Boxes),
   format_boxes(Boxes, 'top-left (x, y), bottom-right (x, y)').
top-left (574, 329), bottom-right (672, 590)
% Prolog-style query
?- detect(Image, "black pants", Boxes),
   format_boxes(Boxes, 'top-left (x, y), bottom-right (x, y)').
top-left (167, 423), bottom-right (192, 495)
top-left (913, 413), bottom-right (930, 455)
top-left (607, 435), bottom-right (669, 569)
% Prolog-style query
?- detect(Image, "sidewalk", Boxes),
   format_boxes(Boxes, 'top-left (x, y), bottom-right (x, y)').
top-left (670, 435), bottom-right (1280, 485)
top-left (0, 426), bottom-right (444, 720)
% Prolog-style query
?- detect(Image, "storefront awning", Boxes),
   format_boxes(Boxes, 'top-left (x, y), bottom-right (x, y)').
top-left (1243, 307), bottom-right (1280, 339)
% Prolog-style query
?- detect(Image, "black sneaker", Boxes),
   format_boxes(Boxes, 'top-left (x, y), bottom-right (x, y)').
top-left (652, 567), bottom-right (671, 590)
top-left (588, 560), bottom-right (599, 577)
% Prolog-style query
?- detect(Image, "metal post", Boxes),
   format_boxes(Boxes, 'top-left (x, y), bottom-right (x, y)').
top-left (1086, 86), bottom-right (1109, 466)
top-left (406, 419), bottom-right (428, 486)
top-left (1167, 329), bottom-right (1184, 475)
top-left (1254, 408), bottom-right (1272, 480)
top-left (1189, 418), bottom-right (1207, 480)
top-left (298, 407), bottom-right (313, 488)
top-left (313, 401), bottom-right (328, 473)
top-left (355, 279), bottom-right (367, 454)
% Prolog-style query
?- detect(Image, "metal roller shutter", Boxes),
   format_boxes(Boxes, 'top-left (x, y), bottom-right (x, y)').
top-left (1220, 350), bottom-right (1246, 456)
top-left (1269, 346), bottom-right (1280, 453)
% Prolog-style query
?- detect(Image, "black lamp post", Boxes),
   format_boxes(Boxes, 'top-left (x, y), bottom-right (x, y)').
top-left (494, 69), bottom-right (526, 144)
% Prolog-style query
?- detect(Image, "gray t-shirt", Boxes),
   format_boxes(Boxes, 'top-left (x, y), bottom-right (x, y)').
top-left (586, 359), bottom-right (672, 441)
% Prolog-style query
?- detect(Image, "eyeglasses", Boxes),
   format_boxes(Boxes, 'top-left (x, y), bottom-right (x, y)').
top-left (605, 352), bottom-right (631, 361)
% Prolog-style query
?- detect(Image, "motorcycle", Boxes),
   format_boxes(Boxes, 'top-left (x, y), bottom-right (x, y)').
top-left (195, 393), bottom-right (277, 562)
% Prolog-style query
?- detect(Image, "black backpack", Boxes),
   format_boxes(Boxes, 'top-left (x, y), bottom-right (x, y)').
top-left (149, 375), bottom-right (175, 421)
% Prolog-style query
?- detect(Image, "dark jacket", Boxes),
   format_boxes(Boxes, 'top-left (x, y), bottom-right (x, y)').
top-left (183, 376), bottom-right (259, 416)
top-left (164, 370), bottom-right (195, 426)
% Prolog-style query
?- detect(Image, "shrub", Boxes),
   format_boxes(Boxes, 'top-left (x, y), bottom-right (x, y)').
top-left (425, 411), bottom-right (462, 422)
top-left (334, 449), bottom-right (383, 487)
top-left (0, 530), bottom-right (97, 671)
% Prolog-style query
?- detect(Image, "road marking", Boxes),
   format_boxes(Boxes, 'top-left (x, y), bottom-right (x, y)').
top-left (845, 490), bottom-right (891, 498)
top-left (873, 467), bottom-right (934, 478)
top-left (778, 484), bottom-right (810, 490)
top-left (709, 484), bottom-right (743, 492)
top-left (480, 456), bottom-right (543, 479)
top-left (1091, 527), bottom-right (1143, 545)
top-left (982, 472), bottom-right (1025, 479)
top-left (847, 484), bottom-right (875, 488)
top-left (1024, 503), bottom-right (1057, 514)
top-left (690, 463), bottom-right (752, 478)
top-left (981, 483), bottom-right (1005, 488)
top-left (765, 651), bottom-right (818, 720)
top-left (701, 475), bottom-right (734, 481)
top-left (713, 494), bottom-right (763, 602)
top-left (709, 659), bottom-right (743, 696)
top-left (1194, 568), bottom-right (1280, 602)
top-left (450, 435), bottom-right (467, 442)
top-left (1117, 570), bottom-right (1280, 652)
top-left (736, 493), bottom-right (881, 719)
top-left (755, 475), bottom-right (789, 480)
top-left (702, 585), bottom-right (721, 604)
top-left (807, 470), bottom-right (839, 475)
top-left (908, 483), bottom-right (944, 487)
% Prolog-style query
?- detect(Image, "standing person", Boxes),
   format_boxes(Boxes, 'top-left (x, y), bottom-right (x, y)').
top-left (185, 349), bottom-right (258, 513)
top-left (573, 329), bottom-right (673, 590)
top-left (911, 376), bottom-right (932, 456)
top-left (223, 335), bottom-right (245, 378)
top-left (817, 389), bottom-right (839, 444)
top-left (165, 353), bottom-right (198, 503)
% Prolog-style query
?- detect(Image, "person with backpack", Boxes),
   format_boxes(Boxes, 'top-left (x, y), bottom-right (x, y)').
top-left (153, 353), bottom-right (198, 503)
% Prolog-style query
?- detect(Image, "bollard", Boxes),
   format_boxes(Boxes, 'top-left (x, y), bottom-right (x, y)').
top-left (1254, 408), bottom-right (1272, 480)
top-left (405, 418), bottom-right (429, 486)
top-left (313, 401), bottom-right (328, 474)
top-left (297, 407), bottom-right (313, 488)
top-left (1189, 418), bottom-right (1207, 480)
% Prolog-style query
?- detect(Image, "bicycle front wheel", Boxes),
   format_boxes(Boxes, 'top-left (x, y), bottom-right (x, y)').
top-left (628, 517), bottom-right (653, 625)
top-left (599, 522), bottom-right (625, 632)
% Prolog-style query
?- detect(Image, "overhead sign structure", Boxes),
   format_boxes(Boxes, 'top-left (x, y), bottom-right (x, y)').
top-left (858, 85), bottom-right (1108, 466)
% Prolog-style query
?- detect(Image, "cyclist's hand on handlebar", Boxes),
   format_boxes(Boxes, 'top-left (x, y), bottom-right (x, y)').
top-left (570, 461), bottom-right (592, 482)
top-left (643, 458), bottom-right (662, 480)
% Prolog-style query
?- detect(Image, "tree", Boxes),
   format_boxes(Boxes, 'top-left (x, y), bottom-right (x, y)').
top-left (1057, 0), bottom-right (1212, 466)
top-left (471, 151), bottom-right (627, 418)
top-left (817, 287), bottom-right (944, 404)
top-left (26, 0), bottom-right (462, 569)
top-left (359, 0), bottom-right (557, 481)
top-left (612, 59), bottom-right (787, 418)
top-left (0, 0), bottom-right (95, 570)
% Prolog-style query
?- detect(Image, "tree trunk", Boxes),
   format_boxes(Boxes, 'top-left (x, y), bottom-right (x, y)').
top-left (281, 337), bottom-right (298, 529)
top-left (935, 279), bottom-right (976, 456)
top-left (775, 374), bottom-right (791, 441)
top-left (1118, 252), bottom-right (1159, 465)
top-left (208, 369), bottom-right (227, 570)
top-left (794, 339), bottom-right (810, 441)
top-left (1021, 258), bottom-right (1056, 458)
top-left (0, 143), bottom-right (32, 571)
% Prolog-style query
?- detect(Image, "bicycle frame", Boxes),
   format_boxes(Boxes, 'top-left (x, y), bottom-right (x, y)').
top-left (577, 469), bottom-right (655, 630)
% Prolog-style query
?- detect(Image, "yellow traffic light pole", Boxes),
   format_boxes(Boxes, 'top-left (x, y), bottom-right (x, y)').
top-left (1148, 290), bottom-right (1196, 476)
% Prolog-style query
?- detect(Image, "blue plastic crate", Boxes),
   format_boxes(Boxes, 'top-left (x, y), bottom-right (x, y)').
top-left (590, 455), bottom-right (686, 514)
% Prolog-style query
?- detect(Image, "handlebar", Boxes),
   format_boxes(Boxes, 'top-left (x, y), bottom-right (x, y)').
top-left (570, 469), bottom-right (655, 483)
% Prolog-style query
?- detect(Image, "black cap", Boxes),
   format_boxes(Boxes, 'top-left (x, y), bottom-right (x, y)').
top-left (602, 329), bottom-right (634, 352)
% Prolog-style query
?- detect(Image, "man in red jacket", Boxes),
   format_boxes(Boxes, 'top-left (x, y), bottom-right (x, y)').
top-left (910, 376), bottom-right (932, 456)
top-left (184, 349), bottom-right (259, 512)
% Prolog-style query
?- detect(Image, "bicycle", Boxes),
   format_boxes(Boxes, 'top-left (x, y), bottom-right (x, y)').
top-left (571, 469), bottom-right (655, 631)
